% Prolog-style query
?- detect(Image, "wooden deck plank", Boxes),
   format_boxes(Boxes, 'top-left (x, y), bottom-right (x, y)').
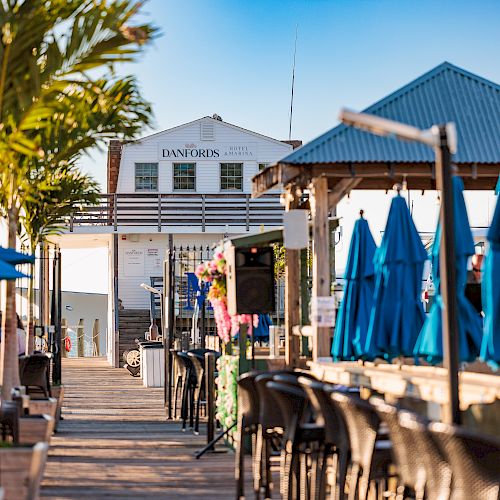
top-left (41, 357), bottom-right (271, 499)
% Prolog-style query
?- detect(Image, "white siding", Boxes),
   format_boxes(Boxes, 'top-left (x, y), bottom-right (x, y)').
top-left (117, 117), bottom-right (292, 195)
top-left (118, 233), bottom-right (223, 309)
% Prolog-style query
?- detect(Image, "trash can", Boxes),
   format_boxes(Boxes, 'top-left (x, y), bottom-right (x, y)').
top-left (139, 342), bottom-right (164, 387)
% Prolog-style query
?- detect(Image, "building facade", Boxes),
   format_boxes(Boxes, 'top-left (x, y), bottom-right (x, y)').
top-left (63, 115), bottom-right (298, 365)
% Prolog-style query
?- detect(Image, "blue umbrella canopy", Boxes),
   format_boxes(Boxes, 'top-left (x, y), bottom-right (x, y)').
top-left (480, 191), bottom-right (500, 368)
top-left (0, 259), bottom-right (28, 280)
top-left (414, 177), bottom-right (483, 364)
top-left (332, 214), bottom-right (377, 360)
top-left (0, 246), bottom-right (35, 265)
top-left (364, 194), bottom-right (428, 360)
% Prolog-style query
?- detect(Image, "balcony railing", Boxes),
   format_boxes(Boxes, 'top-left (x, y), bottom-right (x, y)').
top-left (68, 193), bottom-right (283, 232)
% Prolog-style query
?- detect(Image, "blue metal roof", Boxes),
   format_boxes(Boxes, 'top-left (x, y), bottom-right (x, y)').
top-left (281, 62), bottom-right (500, 165)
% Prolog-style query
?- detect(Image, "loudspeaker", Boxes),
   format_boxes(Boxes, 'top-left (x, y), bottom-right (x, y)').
top-left (227, 246), bottom-right (275, 315)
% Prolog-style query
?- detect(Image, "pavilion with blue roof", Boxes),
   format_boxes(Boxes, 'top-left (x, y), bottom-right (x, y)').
top-left (253, 61), bottom-right (500, 197)
top-left (252, 61), bottom-right (500, 362)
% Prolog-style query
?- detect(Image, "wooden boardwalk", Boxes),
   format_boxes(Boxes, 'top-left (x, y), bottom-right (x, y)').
top-left (41, 357), bottom-right (254, 499)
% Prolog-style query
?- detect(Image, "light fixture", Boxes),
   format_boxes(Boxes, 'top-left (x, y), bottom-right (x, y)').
top-left (140, 283), bottom-right (162, 295)
top-left (339, 109), bottom-right (453, 153)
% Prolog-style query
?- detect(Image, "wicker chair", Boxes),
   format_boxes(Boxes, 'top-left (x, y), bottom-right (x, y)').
top-left (267, 375), bottom-right (325, 500)
top-left (18, 353), bottom-right (51, 397)
top-left (330, 392), bottom-right (393, 500)
top-left (429, 422), bottom-right (500, 500)
top-left (176, 351), bottom-right (197, 431)
top-left (370, 398), bottom-right (426, 500)
top-left (299, 379), bottom-right (352, 500)
top-left (398, 411), bottom-right (452, 500)
top-left (235, 370), bottom-right (262, 500)
top-left (254, 370), bottom-right (316, 499)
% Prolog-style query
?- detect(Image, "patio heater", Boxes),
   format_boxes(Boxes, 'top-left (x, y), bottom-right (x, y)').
top-left (339, 109), bottom-right (461, 425)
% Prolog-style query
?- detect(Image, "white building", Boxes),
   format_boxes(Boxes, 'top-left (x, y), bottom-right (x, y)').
top-left (59, 115), bottom-right (298, 365)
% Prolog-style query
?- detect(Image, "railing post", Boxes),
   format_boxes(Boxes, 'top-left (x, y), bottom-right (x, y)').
top-left (201, 195), bottom-right (206, 232)
top-left (113, 193), bottom-right (118, 232)
top-left (245, 194), bottom-right (250, 231)
top-left (158, 194), bottom-right (162, 232)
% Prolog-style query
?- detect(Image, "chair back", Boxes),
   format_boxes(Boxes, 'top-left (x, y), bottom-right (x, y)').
top-left (266, 381), bottom-right (307, 443)
top-left (236, 370), bottom-right (261, 426)
top-left (398, 411), bottom-right (452, 500)
top-left (18, 354), bottom-right (51, 396)
top-left (429, 422), bottom-right (500, 500)
top-left (370, 398), bottom-right (425, 494)
top-left (254, 370), bottom-right (307, 432)
top-left (176, 351), bottom-right (196, 384)
top-left (300, 378), bottom-right (349, 448)
top-left (330, 392), bottom-right (380, 470)
top-left (187, 351), bottom-right (204, 387)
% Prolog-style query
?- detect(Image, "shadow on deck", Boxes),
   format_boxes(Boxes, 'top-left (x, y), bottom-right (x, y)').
top-left (41, 357), bottom-right (252, 499)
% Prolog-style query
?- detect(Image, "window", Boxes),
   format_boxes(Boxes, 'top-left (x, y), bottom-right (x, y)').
top-left (258, 163), bottom-right (270, 171)
top-left (173, 163), bottom-right (196, 190)
top-left (220, 163), bottom-right (243, 191)
top-left (135, 163), bottom-right (158, 191)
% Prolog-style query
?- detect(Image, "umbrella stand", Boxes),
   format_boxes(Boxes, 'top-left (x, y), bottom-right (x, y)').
top-left (435, 125), bottom-right (461, 425)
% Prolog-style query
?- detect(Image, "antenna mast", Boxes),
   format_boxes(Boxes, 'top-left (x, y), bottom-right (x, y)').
top-left (288, 25), bottom-right (298, 141)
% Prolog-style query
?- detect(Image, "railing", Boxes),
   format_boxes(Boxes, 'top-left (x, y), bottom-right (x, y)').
top-left (68, 193), bottom-right (283, 232)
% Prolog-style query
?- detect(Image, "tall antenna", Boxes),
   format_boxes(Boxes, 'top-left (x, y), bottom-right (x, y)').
top-left (288, 25), bottom-right (298, 141)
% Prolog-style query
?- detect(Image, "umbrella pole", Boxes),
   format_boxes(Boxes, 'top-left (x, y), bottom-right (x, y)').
top-left (435, 125), bottom-right (461, 425)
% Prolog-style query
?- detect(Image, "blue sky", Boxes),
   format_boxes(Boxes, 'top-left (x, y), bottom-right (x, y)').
top-left (83, 0), bottom-right (500, 187)
top-left (65, 0), bottom-right (500, 293)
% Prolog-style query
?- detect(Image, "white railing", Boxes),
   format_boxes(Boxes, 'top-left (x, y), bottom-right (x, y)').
top-left (68, 193), bottom-right (283, 232)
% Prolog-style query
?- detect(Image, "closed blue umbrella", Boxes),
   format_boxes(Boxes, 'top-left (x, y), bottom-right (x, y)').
top-left (414, 177), bottom-right (482, 364)
top-left (364, 194), bottom-right (428, 360)
top-left (480, 191), bottom-right (500, 367)
top-left (0, 246), bottom-right (35, 265)
top-left (332, 213), bottom-right (377, 360)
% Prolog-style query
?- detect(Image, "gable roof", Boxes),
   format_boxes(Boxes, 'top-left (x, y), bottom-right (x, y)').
top-left (281, 62), bottom-right (500, 165)
top-left (130, 116), bottom-right (293, 149)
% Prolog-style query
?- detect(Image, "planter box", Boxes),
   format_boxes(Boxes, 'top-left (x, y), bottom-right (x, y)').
top-left (19, 415), bottom-right (53, 445)
top-left (0, 442), bottom-right (49, 500)
top-left (28, 398), bottom-right (57, 436)
top-left (51, 386), bottom-right (65, 430)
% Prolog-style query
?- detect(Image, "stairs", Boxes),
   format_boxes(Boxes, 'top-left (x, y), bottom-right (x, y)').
top-left (118, 309), bottom-right (151, 366)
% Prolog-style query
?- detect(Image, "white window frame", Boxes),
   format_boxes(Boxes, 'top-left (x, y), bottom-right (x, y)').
top-left (173, 162), bottom-right (196, 191)
top-left (135, 163), bottom-right (158, 191)
top-left (220, 162), bottom-right (243, 191)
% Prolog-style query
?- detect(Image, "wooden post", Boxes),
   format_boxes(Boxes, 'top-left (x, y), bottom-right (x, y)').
top-left (61, 318), bottom-right (67, 358)
top-left (77, 319), bottom-right (85, 357)
top-left (284, 189), bottom-right (301, 367)
top-left (310, 176), bottom-right (331, 360)
top-left (92, 319), bottom-right (100, 356)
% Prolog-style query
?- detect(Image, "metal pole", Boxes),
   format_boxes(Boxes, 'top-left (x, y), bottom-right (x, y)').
top-left (435, 125), bottom-right (461, 425)
top-left (200, 282), bottom-right (206, 349)
top-left (52, 248), bottom-right (62, 385)
top-left (205, 352), bottom-right (216, 449)
top-left (164, 235), bottom-right (175, 418)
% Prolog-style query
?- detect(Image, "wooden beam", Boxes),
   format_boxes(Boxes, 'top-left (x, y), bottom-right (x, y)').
top-left (309, 176), bottom-right (331, 360)
top-left (328, 178), bottom-right (362, 209)
top-left (284, 187), bottom-right (301, 367)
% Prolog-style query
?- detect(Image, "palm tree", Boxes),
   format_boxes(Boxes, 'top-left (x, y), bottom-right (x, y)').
top-left (0, 0), bottom-right (157, 399)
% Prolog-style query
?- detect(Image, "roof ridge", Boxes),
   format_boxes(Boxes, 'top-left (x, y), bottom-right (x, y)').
top-left (281, 62), bottom-right (500, 161)
top-left (364, 62), bottom-right (500, 117)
